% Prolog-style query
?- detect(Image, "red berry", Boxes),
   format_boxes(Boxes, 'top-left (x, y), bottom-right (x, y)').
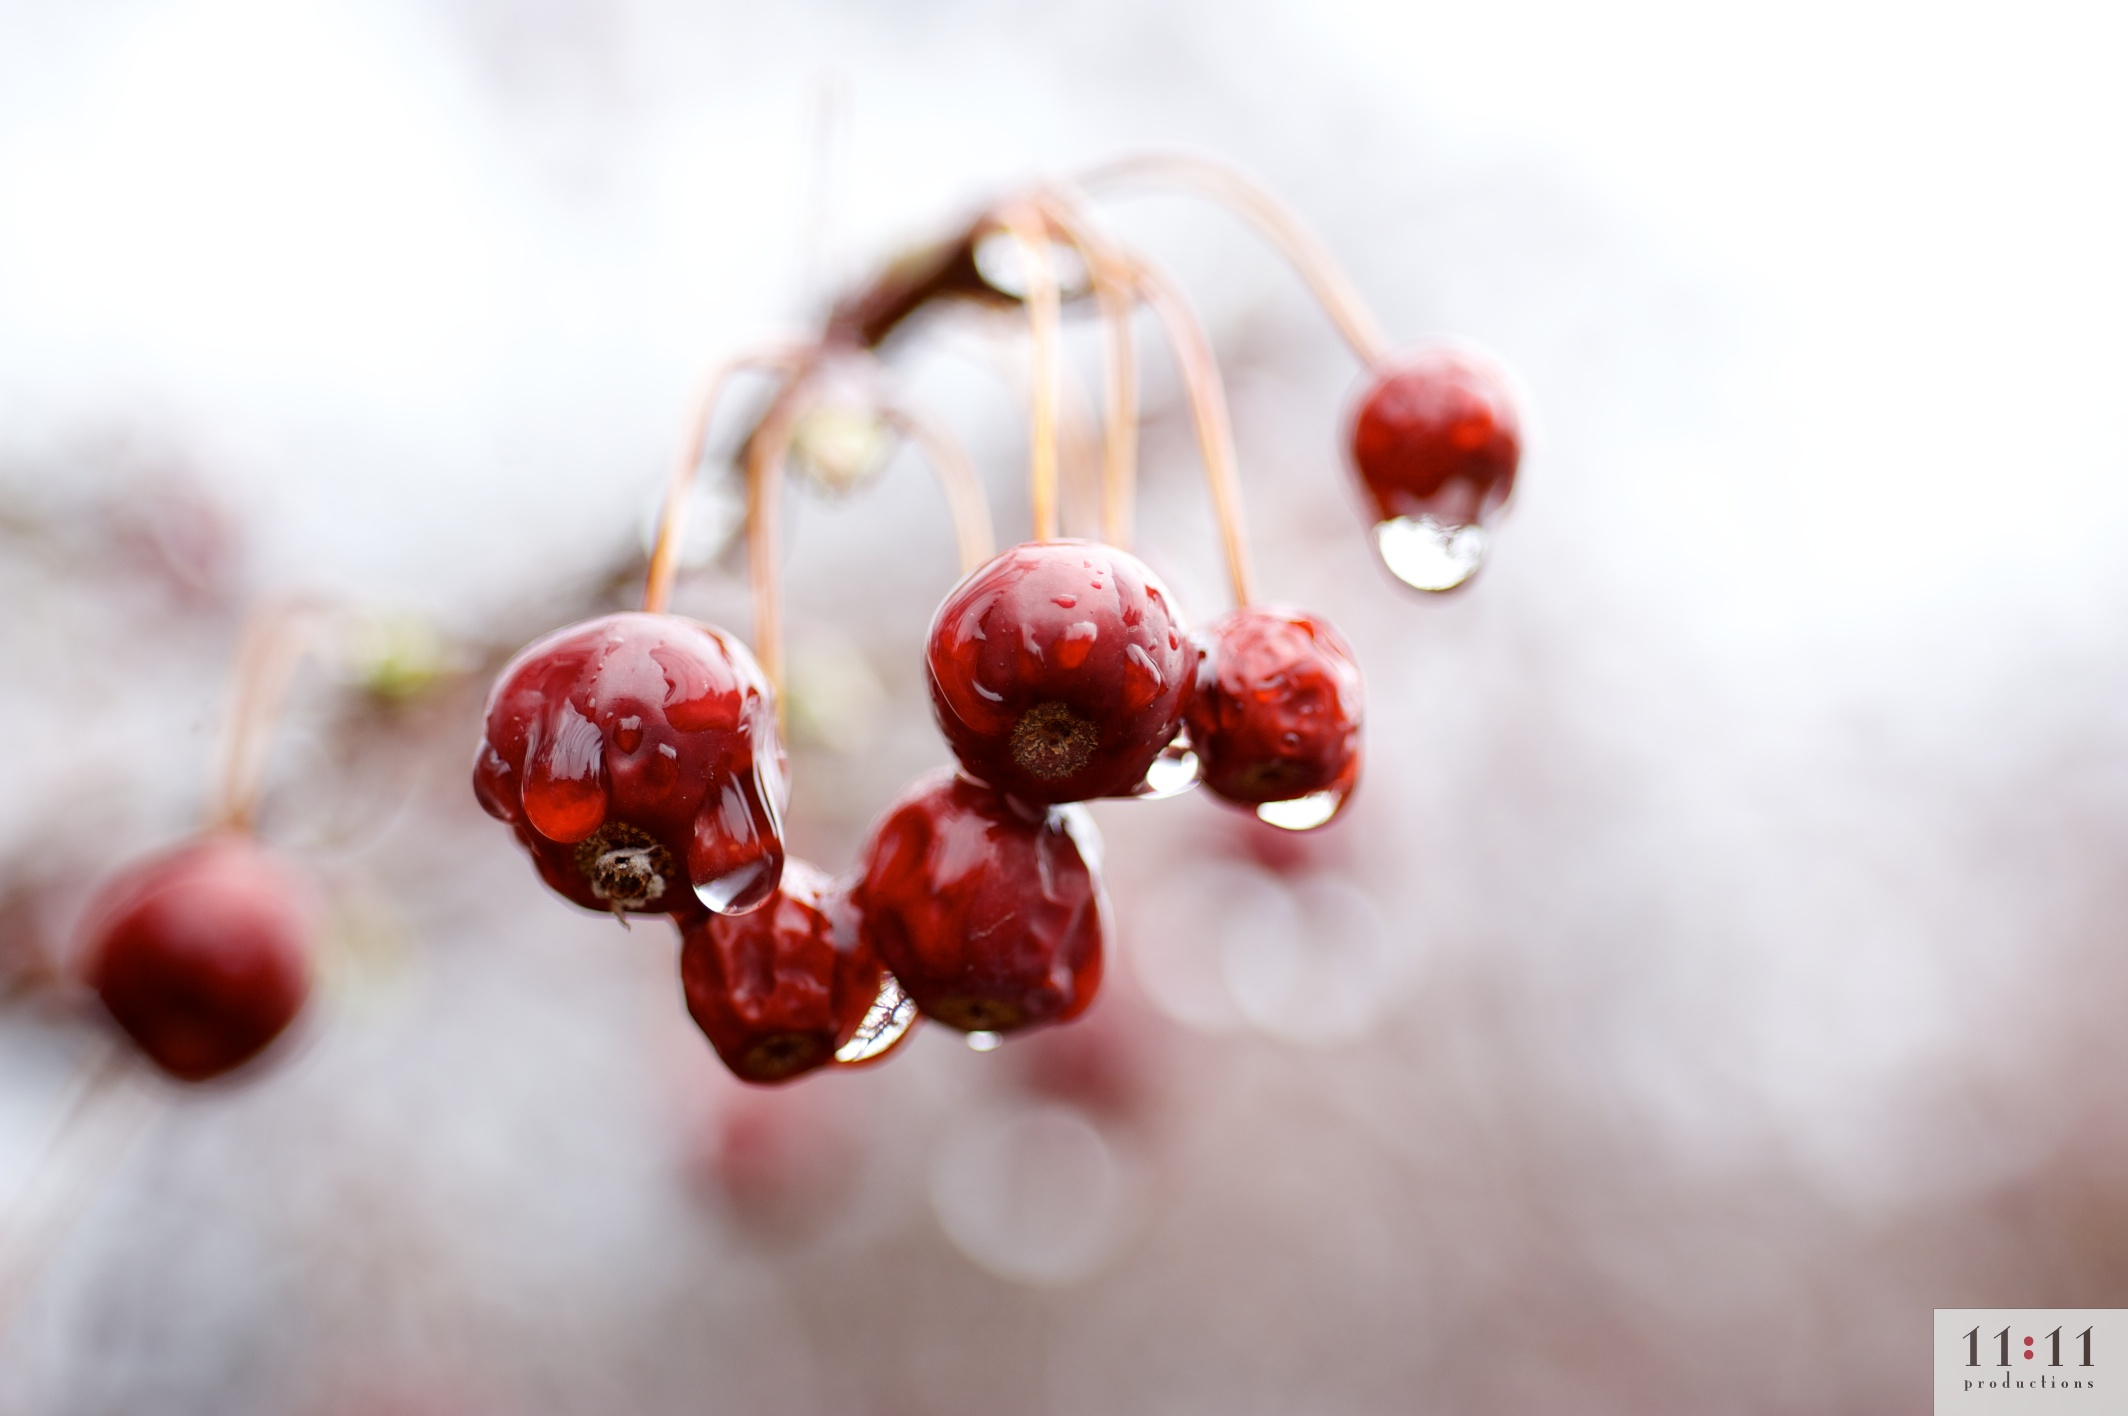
top-left (1185, 606), bottom-right (1363, 822)
top-left (1348, 344), bottom-right (1521, 529)
top-left (473, 612), bottom-right (785, 919)
top-left (80, 833), bottom-right (312, 1082)
top-left (678, 861), bottom-right (884, 1084)
top-left (853, 770), bottom-right (1104, 1035)
top-left (926, 540), bottom-right (1191, 804)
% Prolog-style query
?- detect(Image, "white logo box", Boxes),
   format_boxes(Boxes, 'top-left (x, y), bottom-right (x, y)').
top-left (1936, 1311), bottom-right (2124, 1413)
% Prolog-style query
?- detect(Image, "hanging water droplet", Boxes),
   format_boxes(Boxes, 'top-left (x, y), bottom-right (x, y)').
top-left (1135, 737), bottom-right (1201, 800)
top-left (1255, 788), bottom-right (1346, 832)
top-left (1374, 515), bottom-right (1488, 592)
top-left (966, 1030), bottom-right (1003, 1052)
top-left (693, 859), bottom-right (775, 915)
top-left (836, 972), bottom-right (920, 1064)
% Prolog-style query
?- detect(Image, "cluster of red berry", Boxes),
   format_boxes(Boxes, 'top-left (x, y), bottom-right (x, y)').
top-left (70, 156), bottom-right (1522, 1088)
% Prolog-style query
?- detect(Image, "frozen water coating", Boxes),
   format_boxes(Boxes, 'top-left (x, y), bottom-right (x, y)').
top-left (473, 611), bottom-right (786, 920)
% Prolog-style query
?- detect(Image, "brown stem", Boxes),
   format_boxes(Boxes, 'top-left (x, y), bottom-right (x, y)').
top-left (742, 369), bottom-right (814, 725)
top-left (1077, 151), bottom-right (1393, 368)
top-left (1033, 191), bottom-right (1140, 548)
top-left (643, 347), bottom-right (807, 616)
top-left (996, 204), bottom-right (1064, 542)
top-left (877, 403), bottom-right (996, 575)
top-left (209, 598), bottom-right (324, 833)
top-left (1129, 259), bottom-right (1258, 608)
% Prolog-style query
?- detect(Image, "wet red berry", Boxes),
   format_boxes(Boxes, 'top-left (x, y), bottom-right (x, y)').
top-left (79, 833), bottom-right (312, 1082)
top-left (473, 612), bottom-right (785, 919)
top-left (1348, 344), bottom-right (1521, 529)
top-left (853, 770), bottom-right (1104, 1035)
top-left (678, 860), bottom-right (886, 1084)
top-left (1185, 606), bottom-right (1363, 817)
top-left (926, 540), bottom-right (1191, 804)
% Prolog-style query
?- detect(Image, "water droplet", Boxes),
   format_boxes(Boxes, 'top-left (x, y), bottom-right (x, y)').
top-left (1051, 594), bottom-right (1078, 610)
top-left (1255, 788), bottom-right (1346, 832)
top-left (1120, 643), bottom-right (1164, 711)
top-left (614, 716), bottom-right (644, 753)
top-left (1054, 621), bottom-right (1098, 669)
top-left (694, 860), bottom-right (775, 915)
top-left (1051, 803), bottom-right (1104, 872)
top-left (836, 973), bottom-right (920, 1064)
top-left (1374, 515), bottom-right (1488, 592)
top-left (523, 704), bottom-right (608, 842)
top-left (1135, 739), bottom-right (1201, 799)
top-left (966, 1030), bottom-right (1003, 1052)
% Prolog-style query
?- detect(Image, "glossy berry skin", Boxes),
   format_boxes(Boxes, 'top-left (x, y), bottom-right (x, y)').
top-left (926, 540), bottom-right (1191, 805)
top-left (1186, 607), bottom-right (1363, 808)
top-left (473, 612), bottom-right (785, 919)
top-left (1348, 345), bottom-right (1522, 528)
top-left (853, 770), bottom-right (1104, 1035)
top-left (80, 833), bottom-right (312, 1082)
top-left (679, 861), bottom-right (885, 1084)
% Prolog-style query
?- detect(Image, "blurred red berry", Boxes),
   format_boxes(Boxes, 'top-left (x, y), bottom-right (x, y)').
top-left (1186, 606), bottom-right (1363, 816)
top-left (1348, 344), bottom-right (1521, 529)
top-left (80, 833), bottom-right (312, 1082)
top-left (473, 612), bottom-right (785, 919)
top-left (854, 770), bottom-right (1104, 1035)
top-left (678, 861), bottom-right (885, 1084)
top-left (926, 540), bottom-right (1191, 805)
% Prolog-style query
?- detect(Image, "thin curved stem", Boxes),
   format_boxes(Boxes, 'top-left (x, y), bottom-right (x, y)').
top-left (877, 403), bottom-right (996, 575)
top-left (996, 204), bottom-right (1064, 541)
top-left (1033, 190), bottom-right (1140, 548)
top-left (1128, 259), bottom-right (1258, 608)
top-left (643, 346), bottom-right (807, 616)
top-left (742, 370), bottom-right (814, 724)
top-left (1076, 151), bottom-right (1392, 368)
top-left (209, 598), bottom-right (324, 833)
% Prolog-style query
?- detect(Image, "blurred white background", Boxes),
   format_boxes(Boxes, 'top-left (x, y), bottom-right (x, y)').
top-left (1, 0), bottom-right (2126, 1411)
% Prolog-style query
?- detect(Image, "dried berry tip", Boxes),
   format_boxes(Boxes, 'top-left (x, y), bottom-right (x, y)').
top-left (1009, 701), bottom-right (1096, 781)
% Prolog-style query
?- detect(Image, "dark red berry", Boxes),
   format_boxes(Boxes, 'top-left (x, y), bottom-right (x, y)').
top-left (853, 770), bottom-right (1104, 1035)
top-left (678, 861), bottom-right (884, 1084)
top-left (1348, 344), bottom-right (1521, 529)
top-left (80, 833), bottom-right (312, 1082)
top-left (1185, 606), bottom-right (1363, 817)
top-left (926, 540), bottom-right (1191, 804)
top-left (473, 612), bottom-right (785, 919)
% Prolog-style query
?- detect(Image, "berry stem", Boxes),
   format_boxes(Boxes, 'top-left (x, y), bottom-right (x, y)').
top-left (209, 598), bottom-right (322, 833)
top-left (877, 401), bottom-right (996, 574)
top-left (644, 346), bottom-right (807, 617)
top-left (1077, 151), bottom-right (1392, 368)
top-left (1035, 191), bottom-right (1140, 548)
top-left (997, 203), bottom-right (1064, 542)
top-left (1129, 259), bottom-right (1258, 607)
top-left (742, 365), bottom-right (816, 719)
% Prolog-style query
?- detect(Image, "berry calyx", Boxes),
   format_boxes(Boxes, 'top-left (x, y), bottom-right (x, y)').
top-left (925, 540), bottom-right (1191, 804)
top-left (79, 833), bottom-right (313, 1082)
top-left (853, 770), bottom-right (1105, 1035)
top-left (678, 861), bottom-right (885, 1084)
top-left (474, 612), bottom-right (785, 919)
top-left (1348, 344), bottom-right (1521, 592)
top-left (1186, 606), bottom-right (1362, 829)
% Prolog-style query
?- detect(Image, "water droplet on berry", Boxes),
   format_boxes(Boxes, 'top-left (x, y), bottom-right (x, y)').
top-left (1255, 788), bottom-right (1346, 832)
top-left (966, 1030), bottom-right (1003, 1052)
top-left (1374, 515), bottom-right (1488, 592)
top-left (836, 972), bottom-right (920, 1064)
top-left (523, 706), bottom-right (609, 843)
top-left (695, 861), bottom-right (775, 915)
top-left (1135, 738), bottom-right (1201, 799)
top-left (614, 716), bottom-right (644, 753)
